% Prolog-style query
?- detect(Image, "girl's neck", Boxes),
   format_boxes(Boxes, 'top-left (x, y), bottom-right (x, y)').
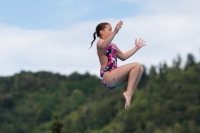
top-left (100, 36), bottom-right (106, 40)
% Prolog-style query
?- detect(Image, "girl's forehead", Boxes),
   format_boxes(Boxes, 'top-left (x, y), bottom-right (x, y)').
top-left (106, 24), bottom-right (112, 28)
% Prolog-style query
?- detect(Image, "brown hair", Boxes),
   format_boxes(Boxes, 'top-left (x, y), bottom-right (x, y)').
top-left (89, 22), bottom-right (110, 48)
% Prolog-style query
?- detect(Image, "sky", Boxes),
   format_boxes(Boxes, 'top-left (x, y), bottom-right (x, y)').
top-left (0, 0), bottom-right (200, 77)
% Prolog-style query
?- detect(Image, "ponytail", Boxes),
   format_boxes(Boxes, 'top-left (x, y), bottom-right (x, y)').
top-left (89, 22), bottom-right (109, 49)
top-left (89, 32), bottom-right (96, 49)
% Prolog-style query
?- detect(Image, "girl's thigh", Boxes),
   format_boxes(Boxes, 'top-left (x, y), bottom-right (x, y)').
top-left (103, 62), bottom-right (141, 87)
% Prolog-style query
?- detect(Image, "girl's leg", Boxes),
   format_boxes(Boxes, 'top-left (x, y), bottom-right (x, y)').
top-left (126, 65), bottom-right (144, 95)
top-left (123, 66), bottom-right (144, 108)
top-left (103, 63), bottom-right (144, 108)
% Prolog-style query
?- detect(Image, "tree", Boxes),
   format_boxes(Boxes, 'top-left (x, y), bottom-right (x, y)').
top-left (185, 53), bottom-right (196, 70)
top-left (52, 116), bottom-right (63, 133)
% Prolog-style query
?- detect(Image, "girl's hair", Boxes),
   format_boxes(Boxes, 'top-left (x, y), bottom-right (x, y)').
top-left (89, 22), bottom-right (110, 48)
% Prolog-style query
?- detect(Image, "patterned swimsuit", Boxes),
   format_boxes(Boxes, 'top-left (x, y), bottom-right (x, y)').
top-left (99, 44), bottom-right (118, 90)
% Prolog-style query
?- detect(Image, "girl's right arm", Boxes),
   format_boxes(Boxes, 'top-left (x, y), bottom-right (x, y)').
top-left (97, 21), bottom-right (123, 50)
top-left (116, 38), bottom-right (146, 61)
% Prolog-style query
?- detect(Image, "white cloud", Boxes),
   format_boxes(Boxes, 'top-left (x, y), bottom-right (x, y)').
top-left (0, 22), bottom-right (101, 76)
top-left (115, 14), bottom-right (200, 69)
top-left (0, 0), bottom-right (200, 76)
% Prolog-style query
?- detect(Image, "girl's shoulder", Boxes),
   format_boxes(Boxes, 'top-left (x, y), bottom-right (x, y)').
top-left (97, 39), bottom-right (104, 48)
top-left (97, 39), bottom-right (104, 44)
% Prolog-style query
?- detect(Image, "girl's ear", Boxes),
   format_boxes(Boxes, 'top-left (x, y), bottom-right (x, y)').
top-left (100, 30), bottom-right (104, 36)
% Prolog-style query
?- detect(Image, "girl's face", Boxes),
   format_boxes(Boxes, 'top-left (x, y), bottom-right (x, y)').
top-left (100, 24), bottom-right (112, 39)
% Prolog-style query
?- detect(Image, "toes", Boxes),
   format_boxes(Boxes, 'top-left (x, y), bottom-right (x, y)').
top-left (123, 92), bottom-right (131, 109)
top-left (124, 102), bottom-right (130, 109)
top-left (125, 105), bottom-right (129, 109)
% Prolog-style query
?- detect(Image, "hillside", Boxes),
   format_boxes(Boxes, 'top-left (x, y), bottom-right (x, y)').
top-left (0, 54), bottom-right (200, 133)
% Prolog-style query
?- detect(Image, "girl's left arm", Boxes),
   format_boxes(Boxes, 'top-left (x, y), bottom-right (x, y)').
top-left (116, 38), bottom-right (146, 61)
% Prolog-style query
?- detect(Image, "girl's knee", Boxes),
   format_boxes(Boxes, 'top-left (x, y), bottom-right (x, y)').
top-left (140, 65), bottom-right (144, 73)
top-left (132, 62), bottom-right (142, 68)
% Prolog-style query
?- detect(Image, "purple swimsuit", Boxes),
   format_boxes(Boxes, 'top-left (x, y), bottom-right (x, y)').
top-left (99, 44), bottom-right (118, 90)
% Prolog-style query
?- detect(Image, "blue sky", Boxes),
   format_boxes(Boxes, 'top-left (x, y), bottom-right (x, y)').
top-left (0, 0), bottom-right (142, 29)
top-left (0, 0), bottom-right (200, 76)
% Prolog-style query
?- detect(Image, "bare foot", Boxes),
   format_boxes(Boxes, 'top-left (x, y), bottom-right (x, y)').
top-left (123, 92), bottom-right (132, 109)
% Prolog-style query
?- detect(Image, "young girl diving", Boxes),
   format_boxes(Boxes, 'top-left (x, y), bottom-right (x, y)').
top-left (90, 21), bottom-right (146, 109)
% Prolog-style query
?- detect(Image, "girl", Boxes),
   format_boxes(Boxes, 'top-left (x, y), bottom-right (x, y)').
top-left (90, 21), bottom-right (146, 109)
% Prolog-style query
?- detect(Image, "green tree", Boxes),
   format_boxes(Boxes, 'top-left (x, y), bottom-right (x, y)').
top-left (52, 116), bottom-right (63, 133)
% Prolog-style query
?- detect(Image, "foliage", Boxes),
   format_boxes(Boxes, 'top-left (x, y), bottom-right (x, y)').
top-left (0, 53), bottom-right (200, 133)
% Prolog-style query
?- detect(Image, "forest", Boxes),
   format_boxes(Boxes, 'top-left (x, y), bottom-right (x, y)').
top-left (0, 53), bottom-right (200, 133)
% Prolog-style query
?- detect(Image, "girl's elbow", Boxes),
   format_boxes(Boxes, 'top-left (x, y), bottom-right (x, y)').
top-left (117, 54), bottom-right (126, 61)
top-left (121, 57), bottom-right (126, 61)
top-left (122, 55), bottom-right (127, 61)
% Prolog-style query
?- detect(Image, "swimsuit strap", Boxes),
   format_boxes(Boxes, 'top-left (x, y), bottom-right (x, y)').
top-left (98, 44), bottom-right (114, 57)
top-left (99, 50), bottom-right (105, 57)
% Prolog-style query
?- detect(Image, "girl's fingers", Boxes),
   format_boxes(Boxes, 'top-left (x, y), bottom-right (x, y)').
top-left (119, 21), bottom-right (123, 26)
top-left (135, 38), bottom-right (146, 46)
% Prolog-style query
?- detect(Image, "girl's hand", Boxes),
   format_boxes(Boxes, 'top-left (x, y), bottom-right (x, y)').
top-left (135, 38), bottom-right (146, 49)
top-left (114, 21), bottom-right (123, 33)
